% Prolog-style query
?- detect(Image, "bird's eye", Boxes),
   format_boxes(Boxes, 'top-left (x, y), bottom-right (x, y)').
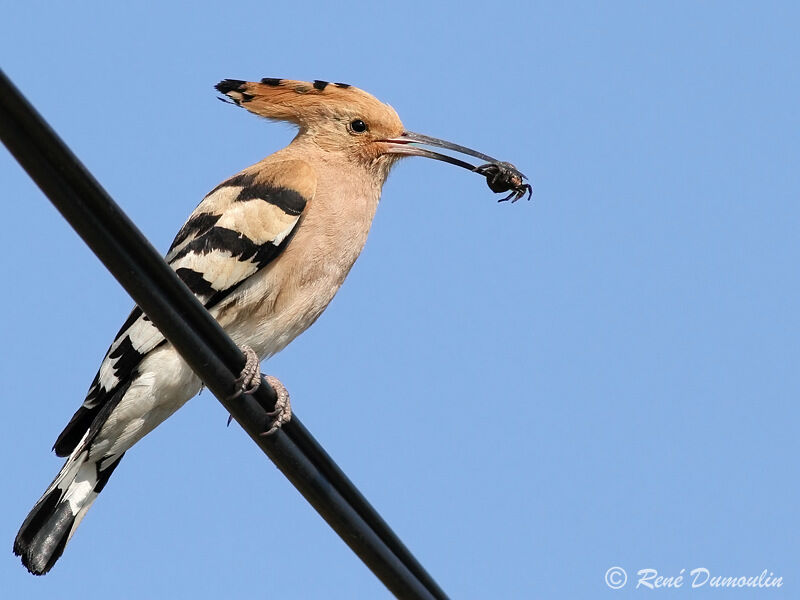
top-left (349, 119), bottom-right (368, 134)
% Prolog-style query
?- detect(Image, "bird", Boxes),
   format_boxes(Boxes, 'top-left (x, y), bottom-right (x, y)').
top-left (14, 77), bottom-right (528, 575)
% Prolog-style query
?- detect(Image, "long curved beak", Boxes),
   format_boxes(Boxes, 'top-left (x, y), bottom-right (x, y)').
top-left (382, 130), bottom-right (526, 178)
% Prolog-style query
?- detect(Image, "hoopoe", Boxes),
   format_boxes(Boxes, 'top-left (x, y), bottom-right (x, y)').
top-left (14, 77), bottom-right (528, 575)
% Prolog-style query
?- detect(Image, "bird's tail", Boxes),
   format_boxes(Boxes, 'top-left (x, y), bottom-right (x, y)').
top-left (13, 449), bottom-right (124, 575)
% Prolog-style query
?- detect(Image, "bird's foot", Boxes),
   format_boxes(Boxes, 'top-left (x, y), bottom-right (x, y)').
top-left (260, 375), bottom-right (292, 436)
top-left (226, 345), bottom-right (262, 426)
top-left (229, 345), bottom-right (262, 400)
top-left (225, 346), bottom-right (291, 434)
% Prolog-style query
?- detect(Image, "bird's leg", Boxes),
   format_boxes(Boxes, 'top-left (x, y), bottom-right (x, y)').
top-left (226, 346), bottom-right (292, 434)
top-left (230, 345), bottom-right (262, 399)
top-left (260, 375), bottom-right (292, 436)
top-left (226, 345), bottom-right (262, 426)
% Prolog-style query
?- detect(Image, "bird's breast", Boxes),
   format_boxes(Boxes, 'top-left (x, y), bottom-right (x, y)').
top-left (214, 182), bottom-right (381, 359)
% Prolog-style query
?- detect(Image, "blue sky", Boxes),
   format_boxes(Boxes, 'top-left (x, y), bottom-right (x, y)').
top-left (1, 2), bottom-right (798, 598)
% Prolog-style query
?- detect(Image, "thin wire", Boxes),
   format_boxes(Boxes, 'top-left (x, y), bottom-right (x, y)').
top-left (0, 68), bottom-right (448, 600)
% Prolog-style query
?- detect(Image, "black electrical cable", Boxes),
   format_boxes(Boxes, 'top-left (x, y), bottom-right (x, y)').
top-left (0, 68), bottom-right (448, 600)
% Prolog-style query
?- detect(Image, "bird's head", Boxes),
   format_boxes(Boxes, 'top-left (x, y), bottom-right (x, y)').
top-left (216, 78), bottom-right (529, 199)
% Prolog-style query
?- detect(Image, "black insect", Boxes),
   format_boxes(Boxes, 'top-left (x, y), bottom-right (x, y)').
top-left (474, 162), bottom-right (532, 203)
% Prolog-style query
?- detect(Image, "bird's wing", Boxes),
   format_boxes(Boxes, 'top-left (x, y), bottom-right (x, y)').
top-left (53, 159), bottom-right (316, 457)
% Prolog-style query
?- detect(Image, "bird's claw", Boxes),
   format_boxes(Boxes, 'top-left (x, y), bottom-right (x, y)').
top-left (228, 345), bottom-right (262, 401)
top-left (260, 375), bottom-right (292, 436)
top-left (225, 349), bottom-right (291, 433)
top-left (226, 345), bottom-right (262, 426)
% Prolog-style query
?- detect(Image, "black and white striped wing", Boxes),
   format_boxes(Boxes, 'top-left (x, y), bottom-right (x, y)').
top-left (53, 160), bottom-right (315, 456)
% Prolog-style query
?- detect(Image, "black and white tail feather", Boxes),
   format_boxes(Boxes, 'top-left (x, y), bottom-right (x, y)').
top-left (14, 376), bottom-right (133, 575)
top-left (13, 435), bottom-right (125, 575)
